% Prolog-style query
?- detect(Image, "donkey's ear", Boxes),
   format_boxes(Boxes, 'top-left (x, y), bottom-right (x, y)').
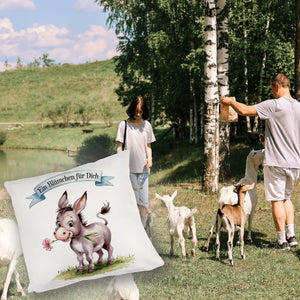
top-left (73, 191), bottom-right (87, 215)
top-left (58, 191), bottom-right (69, 209)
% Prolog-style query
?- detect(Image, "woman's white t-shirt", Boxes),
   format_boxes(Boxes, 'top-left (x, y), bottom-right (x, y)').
top-left (116, 120), bottom-right (156, 173)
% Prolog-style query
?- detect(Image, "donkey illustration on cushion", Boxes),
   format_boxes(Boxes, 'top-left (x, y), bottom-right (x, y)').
top-left (54, 190), bottom-right (114, 273)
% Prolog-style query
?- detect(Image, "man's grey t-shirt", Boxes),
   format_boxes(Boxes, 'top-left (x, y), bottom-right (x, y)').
top-left (254, 97), bottom-right (300, 168)
top-left (116, 120), bottom-right (156, 173)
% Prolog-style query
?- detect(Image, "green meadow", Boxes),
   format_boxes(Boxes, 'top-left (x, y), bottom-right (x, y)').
top-left (0, 62), bottom-right (299, 299)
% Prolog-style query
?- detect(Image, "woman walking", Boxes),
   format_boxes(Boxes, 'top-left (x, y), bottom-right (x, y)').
top-left (116, 96), bottom-right (155, 208)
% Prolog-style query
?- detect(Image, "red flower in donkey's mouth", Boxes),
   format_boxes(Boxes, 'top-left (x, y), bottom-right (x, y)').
top-left (42, 232), bottom-right (97, 251)
top-left (42, 238), bottom-right (55, 251)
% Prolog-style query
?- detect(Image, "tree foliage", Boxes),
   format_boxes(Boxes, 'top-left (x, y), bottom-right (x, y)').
top-left (97, 0), bottom-right (205, 134)
top-left (97, 0), bottom-right (296, 138)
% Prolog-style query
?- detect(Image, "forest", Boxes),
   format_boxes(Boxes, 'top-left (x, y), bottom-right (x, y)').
top-left (97, 0), bottom-right (296, 133)
top-left (96, 0), bottom-right (298, 191)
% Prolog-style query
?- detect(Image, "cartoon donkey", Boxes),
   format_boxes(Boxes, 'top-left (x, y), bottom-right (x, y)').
top-left (54, 190), bottom-right (114, 273)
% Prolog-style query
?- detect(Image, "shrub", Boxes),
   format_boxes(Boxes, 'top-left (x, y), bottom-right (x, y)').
top-left (0, 131), bottom-right (7, 145)
top-left (76, 134), bottom-right (115, 165)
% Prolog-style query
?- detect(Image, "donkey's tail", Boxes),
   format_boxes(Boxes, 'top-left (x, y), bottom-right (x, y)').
top-left (96, 201), bottom-right (111, 225)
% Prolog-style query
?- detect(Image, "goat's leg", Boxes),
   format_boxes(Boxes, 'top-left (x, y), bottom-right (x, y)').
top-left (13, 268), bottom-right (25, 297)
top-left (240, 225), bottom-right (246, 260)
top-left (190, 219), bottom-right (197, 257)
top-left (178, 232), bottom-right (186, 259)
top-left (215, 216), bottom-right (221, 261)
top-left (227, 229), bottom-right (234, 266)
top-left (147, 214), bottom-right (153, 240)
top-left (170, 234), bottom-right (174, 256)
top-left (1, 258), bottom-right (17, 300)
top-left (246, 209), bottom-right (255, 243)
top-left (204, 215), bottom-right (216, 251)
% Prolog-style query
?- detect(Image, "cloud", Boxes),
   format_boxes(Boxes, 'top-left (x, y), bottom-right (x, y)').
top-left (0, 0), bottom-right (36, 11)
top-left (0, 18), bottom-right (118, 68)
top-left (75, 0), bottom-right (101, 12)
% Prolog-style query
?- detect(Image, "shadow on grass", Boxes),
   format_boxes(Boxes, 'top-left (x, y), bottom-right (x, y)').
top-left (154, 158), bottom-right (202, 184)
top-left (152, 127), bottom-right (263, 185)
top-left (159, 253), bottom-right (180, 260)
top-left (295, 249), bottom-right (300, 260)
top-left (199, 230), bottom-right (268, 253)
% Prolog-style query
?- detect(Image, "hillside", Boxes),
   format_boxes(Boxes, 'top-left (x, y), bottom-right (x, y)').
top-left (0, 60), bottom-right (125, 123)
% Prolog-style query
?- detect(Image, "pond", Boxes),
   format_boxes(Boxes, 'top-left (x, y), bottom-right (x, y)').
top-left (0, 149), bottom-right (77, 188)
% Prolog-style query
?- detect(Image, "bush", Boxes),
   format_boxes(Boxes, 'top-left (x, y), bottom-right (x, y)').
top-left (0, 131), bottom-right (7, 145)
top-left (76, 134), bottom-right (115, 165)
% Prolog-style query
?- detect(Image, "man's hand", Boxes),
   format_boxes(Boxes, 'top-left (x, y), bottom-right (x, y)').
top-left (221, 96), bottom-right (235, 106)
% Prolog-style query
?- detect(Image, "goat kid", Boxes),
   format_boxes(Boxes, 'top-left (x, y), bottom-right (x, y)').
top-left (219, 149), bottom-right (264, 243)
top-left (107, 274), bottom-right (139, 300)
top-left (155, 190), bottom-right (198, 259)
top-left (0, 219), bottom-right (25, 300)
top-left (137, 205), bottom-right (154, 240)
top-left (204, 183), bottom-right (254, 266)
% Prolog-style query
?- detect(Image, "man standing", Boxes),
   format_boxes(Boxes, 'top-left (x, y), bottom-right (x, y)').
top-left (222, 73), bottom-right (300, 250)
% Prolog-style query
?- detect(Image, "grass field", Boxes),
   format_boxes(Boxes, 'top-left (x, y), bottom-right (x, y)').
top-left (0, 62), bottom-right (299, 299)
top-left (0, 129), bottom-right (299, 299)
top-left (0, 179), bottom-right (299, 299)
top-left (0, 60), bottom-right (125, 124)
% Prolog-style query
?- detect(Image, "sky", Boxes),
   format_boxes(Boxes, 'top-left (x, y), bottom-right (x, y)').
top-left (0, 0), bottom-right (118, 71)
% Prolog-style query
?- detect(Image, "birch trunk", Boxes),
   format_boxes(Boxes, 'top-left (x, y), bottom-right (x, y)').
top-left (253, 16), bottom-right (270, 132)
top-left (217, 0), bottom-right (231, 179)
top-left (202, 0), bottom-right (219, 193)
top-left (243, 4), bottom-right (251, 132)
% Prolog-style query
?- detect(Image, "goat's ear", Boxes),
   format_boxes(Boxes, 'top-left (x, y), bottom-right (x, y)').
top-left (171, 190), bottom-right (177, 199)
top-left (58, 191), bottom-right (68, 209)
top-left (155, 193), bottom-right (163, 200)
top-left (73, 191), bottom-right (87, 215)
top-left (244, 183), bottom-right (255, 191)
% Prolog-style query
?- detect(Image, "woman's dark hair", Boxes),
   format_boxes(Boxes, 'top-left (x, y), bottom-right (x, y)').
top-left (126, 95), bottom-right (149, 120)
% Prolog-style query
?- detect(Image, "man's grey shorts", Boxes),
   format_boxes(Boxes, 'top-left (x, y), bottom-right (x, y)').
top-left (264, 166), bottom-right (300, 201)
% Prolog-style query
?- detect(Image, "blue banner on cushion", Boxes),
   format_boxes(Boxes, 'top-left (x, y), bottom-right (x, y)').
top-left (26, 170), bottom-right (114, 208)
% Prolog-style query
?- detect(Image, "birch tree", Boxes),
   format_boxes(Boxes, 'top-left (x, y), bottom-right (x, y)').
top-left (202, 0), bottom-right (219, 193)
top-left (217, 0), bottom-right (231, 179)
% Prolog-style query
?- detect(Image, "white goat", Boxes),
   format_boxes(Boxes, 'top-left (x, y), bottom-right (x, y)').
top-left (218, 149), bottom-right (264, 243)
top-left (107, 274), bottom-right (139, 300)
top-left (137, 205), bottom-right (154, 240)
top-left (0, 219), bottom-right (25, 300)
top-left (155, 190), bottom-right (198, 259)
top-left (205, 183), bottom-right (254, 266)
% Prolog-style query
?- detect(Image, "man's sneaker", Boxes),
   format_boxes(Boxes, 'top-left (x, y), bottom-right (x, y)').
top-left (287, 236), bottom-right (298, 247)
top-left (268, 241), bottom-right (290, 250)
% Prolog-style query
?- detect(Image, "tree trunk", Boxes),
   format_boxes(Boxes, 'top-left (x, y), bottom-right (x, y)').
top-left (253, 16), bottom-right (270, 132)
top-left (295, 0), bottom-right (300, 100)
top-left (202, 0), bottom-right (219, 193)
top-left (217, 0), bottom-right (231, 180)
top-left (243, 4), bottom-right (251, 132)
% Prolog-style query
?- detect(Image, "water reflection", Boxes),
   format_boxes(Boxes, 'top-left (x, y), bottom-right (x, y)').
top-left (0, 149), bottom-right (77, 187)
